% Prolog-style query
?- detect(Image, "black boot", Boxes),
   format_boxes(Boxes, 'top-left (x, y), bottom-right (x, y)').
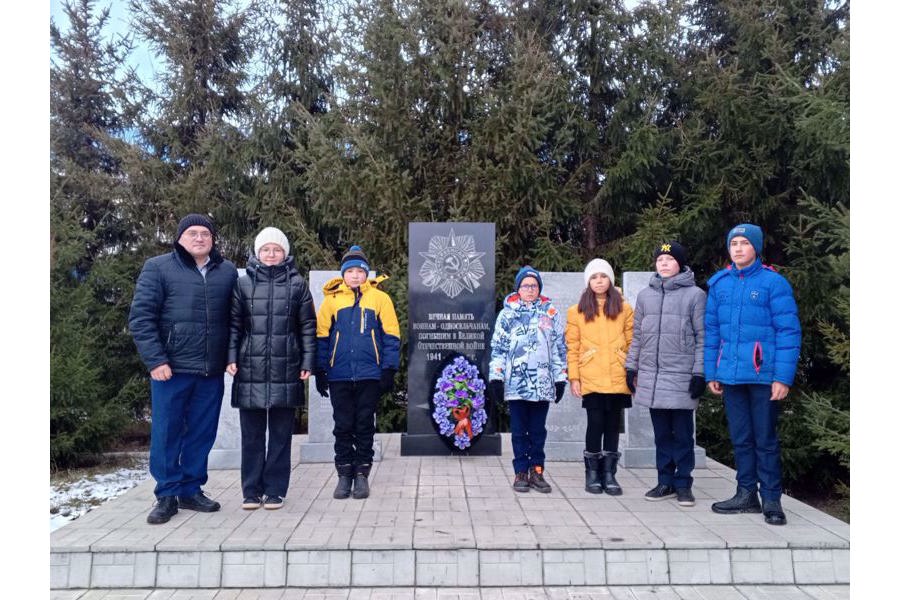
top-left (763, 499), bottom-right (787, 525)
top-left (711, 486), bottom-right (762, 514)
top-left (333, 464), bottom-right (354, 499)
top-left (147, 496), bottom-right (178, 524)
top-left (601, 451), bottom-right (623, 496)
top-left (353, 464), bottom-right (372, 499)
top-left (583, 451), bottom-right (603, 494)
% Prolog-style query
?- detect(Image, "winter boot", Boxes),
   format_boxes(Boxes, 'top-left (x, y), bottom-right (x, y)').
top-left (601, 451), bottom-right (623, 496)
top-left (583, 451), bottom-right (603, 494)
top-left (333, 464), bottom-right (354, 499)
top-left (352, 464), bottom-right (372, 499)
top-left (711, 486), bottom-right (762, 514)
top-left (762, 499), bottom-right (787, 525)
top-left (528, 465), bottom-right (552, 493)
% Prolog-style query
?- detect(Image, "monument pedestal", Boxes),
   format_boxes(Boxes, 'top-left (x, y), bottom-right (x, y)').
top-left (400, 432), bottom-right (501, 456)
top-left (209, 372), bottom-right (240, 469)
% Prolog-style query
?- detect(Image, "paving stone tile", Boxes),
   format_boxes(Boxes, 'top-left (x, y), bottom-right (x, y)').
top-left (90, 552), bottom-right (157, 588)
top-left (667, 549), bottom-right (731, 584)
top-left (669, 585), bottom-right (748, 599)
top-left (478, 550), bottom-right (543, 586)
top-left (220, 551), bottom-right (286, 587)
top-left (795, 585), bottom-right (850, 599)
top-left (414, 549), bottom-right (479, 586)
top-left (730, 549), bottom-right (794, 584)
top-left (285, 550), bottom-right (351, 587)
top-left (734, 585), bottom-right (816, 599)
top-left (350, 550), bottom-right (415, 586)
top-left (155, 551), bottom-right (222, 588)
top-left (51, 551), bottom-right (93, 589)
top-left (49, 591), bottom-right (89, 600)
top-left (76, 591), bottom-right (154, 599)
top-left (607, 586), bottom-right (682, 600)
top-left (604, 549), bottom-right (668, 585)
top-left (542, 549), bottom-right (606, 586)
top-left (791, 548), bottom-right (849, 584)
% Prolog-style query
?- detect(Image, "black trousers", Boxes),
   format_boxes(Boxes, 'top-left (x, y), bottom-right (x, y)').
top-left (330, 380), bottom-right (380, 467)
top-left (239, 406), bottom-right (296, 498)
top-left (585, 405), bottom-right (621, 453)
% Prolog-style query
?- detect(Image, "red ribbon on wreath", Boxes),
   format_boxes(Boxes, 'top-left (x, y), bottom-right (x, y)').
top-left (452, 405), bottom-right (473, 439)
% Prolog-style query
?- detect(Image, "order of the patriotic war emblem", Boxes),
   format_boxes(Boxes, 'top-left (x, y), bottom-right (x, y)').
top-left (419, 229), bottom-right (486, 299)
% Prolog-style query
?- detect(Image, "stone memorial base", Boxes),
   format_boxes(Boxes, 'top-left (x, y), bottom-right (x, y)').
top-left (400, 432), bottom-right (501, 456)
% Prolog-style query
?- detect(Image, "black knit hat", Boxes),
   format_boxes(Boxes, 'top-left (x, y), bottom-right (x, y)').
top-left (176, 213), bottom-right (215, 240)
top-left (340, 245), bottom-right (370, 275)
top-left (653, 241), bottom-right (688, 271)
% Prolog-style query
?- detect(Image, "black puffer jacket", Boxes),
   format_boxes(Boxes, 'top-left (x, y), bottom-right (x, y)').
top-left (228, 256), bottom-right (317, 409)
top-left (129, 244), bottom-right (237, 375)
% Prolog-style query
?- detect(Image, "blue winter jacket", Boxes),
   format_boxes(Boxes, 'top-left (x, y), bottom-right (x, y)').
top-left (703, 259), bottom-right (801, 386)
top-left (315, 276), bottom-right (401, 381)
top-left (488, 293), bottom-right (567, 402)
top-left (129, 244), bottom-right (238, 376)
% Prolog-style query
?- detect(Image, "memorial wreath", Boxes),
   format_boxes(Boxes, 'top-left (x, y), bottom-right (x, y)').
top-left (431, 354), bottom-right (488, 450)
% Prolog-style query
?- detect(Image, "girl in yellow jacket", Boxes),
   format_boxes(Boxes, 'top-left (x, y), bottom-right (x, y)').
top-left (565, 258), bottom-right (634, 495)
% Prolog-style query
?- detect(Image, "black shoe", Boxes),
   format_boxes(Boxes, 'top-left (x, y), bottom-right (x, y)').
top-left (352, 464), bottom-right (372, 499)
top-left (711, 487), bottom-right (762, 514)
top-left (352, 475), bottom-right (370, 499)
top-left (242, 496), bottom-right (263, 510)
top-left (676, 487), bottom-right (695, 507)
top-left (513, 471), bottom-right (530, 493)
top-left (178, 491), bottom-right (221, 512)
top-left (763, 499), bottom-right (787, 525)
top-left (333, 464), bottom-right (354, 499)
top-left (263, 495), bottom-right (283, 510)
top-left (601, 452), bottom-right (623, 496)
top-left (645, 484), bottom-right (676, 501)
top-left (583, 451), bottom-right (603, 494)
top-left (528, 466), bottom-right (552, 493)
top-left (147, 496), bottom-right (178, 524)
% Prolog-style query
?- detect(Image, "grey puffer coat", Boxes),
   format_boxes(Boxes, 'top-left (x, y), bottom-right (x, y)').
top-left (624, 268), bottom-right (706, 410)
top-left (228, 256), bottom-right (317, 410)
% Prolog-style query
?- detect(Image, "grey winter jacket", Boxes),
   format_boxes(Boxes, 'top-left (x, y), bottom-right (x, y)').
top-left (624, 268), bottom-right (706, 410)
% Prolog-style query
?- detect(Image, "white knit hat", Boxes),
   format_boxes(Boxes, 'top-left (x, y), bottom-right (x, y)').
top-left (254, 226), bottom-right (290, 258)
top-left (584, 258), bottom-right (615, 287)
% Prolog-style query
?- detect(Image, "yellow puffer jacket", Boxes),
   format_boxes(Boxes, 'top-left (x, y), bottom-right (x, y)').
top-left (565, 299), bottom-right (634, 394)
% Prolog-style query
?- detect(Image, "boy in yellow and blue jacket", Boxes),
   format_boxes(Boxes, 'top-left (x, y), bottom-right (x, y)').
top-left (314, 246), bottom-right (400, 500)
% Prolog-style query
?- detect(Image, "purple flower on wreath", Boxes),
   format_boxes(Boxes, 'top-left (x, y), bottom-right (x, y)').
top-left (431, 355), bottom-right (488, 450)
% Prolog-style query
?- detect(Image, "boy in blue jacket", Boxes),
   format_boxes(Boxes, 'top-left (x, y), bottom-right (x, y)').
top-left (704, 224), bottom-right (801, 525)
top-left (315, 246), bottom-right (401, 500)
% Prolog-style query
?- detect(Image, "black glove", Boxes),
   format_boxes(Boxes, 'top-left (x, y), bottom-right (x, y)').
top-left (314, 371), bottom-right (329, 398)
top-left (554, 381), bottom-right (566, 403)
top-left (626, 370), bottom-right (637, 394)
top-left (380, 368), bottom-right (397, 395)
top-left (689, 375), bottom-right (706, 399)
top-left (488, 380), bottom-right (504, 404)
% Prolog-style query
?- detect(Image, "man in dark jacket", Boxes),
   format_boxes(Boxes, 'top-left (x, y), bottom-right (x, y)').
top-left (129, 214), bottom-right (238, 524)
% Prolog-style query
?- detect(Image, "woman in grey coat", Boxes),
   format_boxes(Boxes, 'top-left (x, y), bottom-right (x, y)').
top-left (624, 241), bottom-right (706, 506)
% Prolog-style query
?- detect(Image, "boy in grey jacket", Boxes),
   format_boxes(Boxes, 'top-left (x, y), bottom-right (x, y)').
top-left (625, 242), bottom-right (706, 506)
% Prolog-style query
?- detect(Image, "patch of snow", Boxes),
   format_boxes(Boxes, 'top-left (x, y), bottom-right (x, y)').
top-left (50, 458), bottom-right (149, 533)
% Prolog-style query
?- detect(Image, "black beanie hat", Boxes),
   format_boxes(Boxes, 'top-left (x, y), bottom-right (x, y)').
top-left (653, 241), bottom-right (688, 271)
top-left (176, 213), bottom-right (215, 240)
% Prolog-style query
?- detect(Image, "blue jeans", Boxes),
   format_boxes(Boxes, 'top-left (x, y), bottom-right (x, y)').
top-left (723, 384), bottom-right (783, 501)
top-left (149, 373), bottom-right (224, 498)
top-left (649, 408), bottom-right (695, 489)
top-left (240, 407), bottom-right (296, 498)
top-left (508, 400), bottom-right (550, 474)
